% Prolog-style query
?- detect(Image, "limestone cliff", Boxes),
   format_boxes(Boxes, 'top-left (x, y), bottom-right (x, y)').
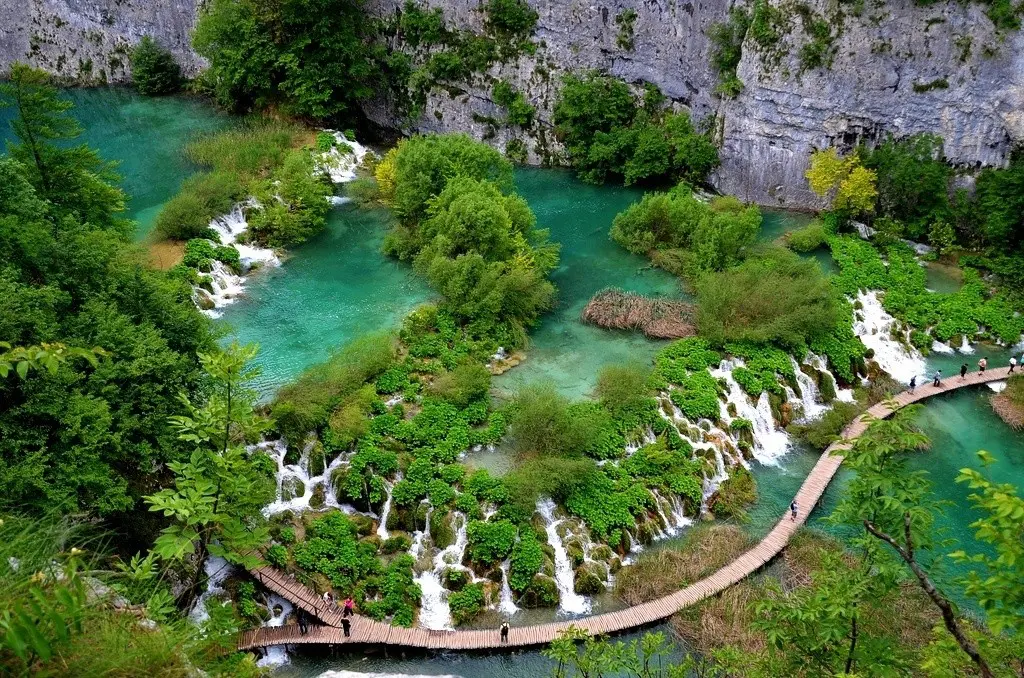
top-left (2, 0), bottom-right (1022, 209)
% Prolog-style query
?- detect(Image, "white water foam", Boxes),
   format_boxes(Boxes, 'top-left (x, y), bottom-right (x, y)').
top-left (498, 560), bottom-right (519, 617)
top-left (537, 498), bottom-right (590, 615)
top-left (257, 440), bottom-right (354, 517)
top-left (189, 555), bottom-right (232, 624)
top-left (853, 290), bottom-right (927, 384)
top-left (988, 381), bottom-right (1007, 393)
top-left (957, 335), bottom-right (976, 354)
top-left (316, 132), bottom-right (371, 184)
top-left (788, 357), bottom-right (829, 422)
top-left (256, 594), bottom-right (294, 667)
top-left (931, 340), bottom-right (955, 354)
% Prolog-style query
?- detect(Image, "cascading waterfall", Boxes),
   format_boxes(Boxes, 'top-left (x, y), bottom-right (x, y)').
top-left (788, 357), bottom-right (828, 422)
top-left (931, 340), bottom-right (955, 354)
top-left (256, 594), bottom-right (294, 667)
top-left (413, 512), bottom-right (472, 630)
top-left (537, 499), bottom-right (591, 615)
top-left (712, 360), bottom-right (791, 466)
top-left (649, 489), bottom-right (693, 539)
top-left (376, 474), bottom-right (401, 540)
top-left (498, 560), bottom-right (519, 617)
top-left (256, 439), bottom-right (355, 517)
top-left (316, 132), bottom-right (371, 183)
top-left (189, 555), bottom-right (232, 624)
top-left (957, 335), bottom-right (976, 354)
top-left (803, 352), bottom-right (855, 403)
top-left (852, 290), bottom-right (927, 384)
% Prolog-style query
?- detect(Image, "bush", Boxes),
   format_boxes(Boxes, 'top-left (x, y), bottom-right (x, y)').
top-left (707, 466), bottom-right (757, 519)
top-left (466, 519), bottom-right (516, 566)
top-left (553, 72), bottom-right (718, 186)
top-left (493, 80), bottom-right (535, 127)
top-left (186, 120), bottom-right (302, 180)
top-left (509, 530), bottom-right (544, 592)
top-left (506, 383), bottom-right (599, 458)
top-left (273, 333), bottom-right (398, 439)
top-left (427, 362), bottom-right (491, 408)
top-left (484, 0), bottom-right (538, 39)
top-left (596, 362), bottom-right (654, 424)
top-left (788, 400), bottom-right (860, 450)
top-left (610, 184), bottom-right (761, 278)
top-left (154, 171), bottom-right (243, 240)
top-left (709, 8), bottom-right (750, 96)
top-left (696, 247), bottom-right (842, 349)
top-left (265, 544), bottom-right (288, 568)
top-left (247, 149), bottom-right (332, 246)
top-left (130, 37), bottom-right (182, 95)
top-left (448, 583), bottom-right (486, 625)
top-left (784, 221), bottom-right (828, 252)
top-left (292, 512), bottom-right (379, 591)
top-left (860, 134), bottom-right (950, 237)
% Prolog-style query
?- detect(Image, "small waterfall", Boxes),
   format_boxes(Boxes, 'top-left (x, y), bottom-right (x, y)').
top-left (414, 511), bottom-right (471, 630)
top-left (957, 335), bottom-right (976, 354)
top-left (931, 339), bottom-right (955, 354)
top-left (852, 290), bottom-right (927, 384)
top-left (257, 440), bottom-right (359, 517)
top-left (497, 560), bottom-right (519, 617)
top-left (650, 490), bottom-right (693, 539)
top-left (189, 555), bottom-right (232, 624)
top-left (712, 361), bottom-right (790, 466)
top-left (376, 475), bottom-right (400, 540)
top-left (789, 357), bottom-right (828, 422)
top-left (988, 381), bottom-right (1007, 393)
top-left (256, 594), bottom-right (293, 667)
top-left (316, 132), bottom-right (371, 183)
top-left (537, 499), bottom-right (590, 615)
top-left (408, 504), bottom-right (432, 561)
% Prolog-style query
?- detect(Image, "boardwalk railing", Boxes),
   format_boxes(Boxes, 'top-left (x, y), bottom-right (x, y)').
top-left (239, 368), bottom-right (1011, 652)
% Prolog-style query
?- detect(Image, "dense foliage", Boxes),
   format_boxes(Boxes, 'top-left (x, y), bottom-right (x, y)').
top-left (553, 73), bottom-right (719, 186)
top-left (695, 247), bottom-right (842, 349)
top-left (193, 0), bottom-right (386, 119)
top-left (610, 183), bottom-right (761, 279)
top-left (0, 66), bottom-right (215, 546)
top-left (130, 37), bottom-right (183, 95)
top-left (381, 134), bottom-right (558, 347)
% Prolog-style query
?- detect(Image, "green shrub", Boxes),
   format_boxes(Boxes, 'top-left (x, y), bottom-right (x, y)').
top-left (484, 0), bottom-right (538, 40)
top-left (154, 171), bottom-right (243, 240)
top-left (784, 221), bottom-right (828, 252)
top-left (265, 544), bottom-right (288, 568)
top-left (130, 37), bottom-right (182, 95)
top-left (553, 72), bottom-right (718, 186)
top-left (248, 149), bottom-right (332, 247)
top-left (707, 466), bottom-right (757, 519)
top-left (860, 134), bottom-right (950, 237)
top-left (610, 184), bottom-right (761, 278)
top-left (708, 8), bottom-right (750, 96)
top-left (696, 247), bottom-right (842, 350)
top-left (448, 583), bottom-right (486, 625)
top-left (466, 519), bottom-right (516, 566)
top-left (492, 81), bottom-right (535, 127)
top-left (292, 512), bottom-right (380, 591)
top-left (315, 132), bottom-right (336, 152)
top-left (614, 9), bottom-right (638, 50)
top-left (186, 120), bottom-right (302, 180)
top-left (427, 363), bottom-right (491, 408)
top-left (788, 400), bottom-right (860, 450)
top-left (509, 531), bottom-right (544, 592)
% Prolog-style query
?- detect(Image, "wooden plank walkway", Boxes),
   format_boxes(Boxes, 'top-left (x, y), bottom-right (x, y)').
top-left (238, 367), bottom-right (1010, 652)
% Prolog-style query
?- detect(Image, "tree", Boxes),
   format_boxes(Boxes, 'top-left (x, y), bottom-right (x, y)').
top-left (193, 0), bottom-right (383, 118)
top-left (861, 134), bottom-right (950, 236)
top-left (0, 342), bottom-right (104, 380)
top-left (0, 64), bottom-right (128, 235)
top-left (130, 37), bottom-right (183, 95)
top-left (975, 152), bottom-right (1024, 247)
top-left (831, 409), bottom-right (997, 678)
top-left (806, 147), bottom-right (877, 215)
top-left (145, 343), bottom-right (273, 602)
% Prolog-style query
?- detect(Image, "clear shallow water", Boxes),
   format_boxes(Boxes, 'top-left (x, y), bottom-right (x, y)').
top-left (0, 88), bottom-right (229, 237)
top-left (491, 169), bottom-right (684, 401)
top-left (217, 204), bottom-right (434, 396)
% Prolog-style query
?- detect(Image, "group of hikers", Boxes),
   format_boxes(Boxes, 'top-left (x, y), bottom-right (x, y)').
top-left (297, 592), bottom-right (356, 637)
top-left (908, 354), bottom-right (1017, 392)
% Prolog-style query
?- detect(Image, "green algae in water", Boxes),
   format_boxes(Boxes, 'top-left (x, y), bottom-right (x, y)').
top-left (217, 204), bottom-right (433, 396)
top-left (0, 88), bottom-right (229, 237)
top-left (492, 168), bottom-right (685, 401)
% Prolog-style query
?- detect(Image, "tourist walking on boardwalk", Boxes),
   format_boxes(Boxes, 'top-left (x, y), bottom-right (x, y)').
top-left (979, 356), bottom-right (988, 374)
top-left (960, 363), bottom-right (968, 380)
top-left (298, 610), bottom-right (309, 635)
top-left (500, 621), bottom-right (510, 643)
top-left (343, 595), bottom-right (355, 618)
top-left (341, 617), bottom-right (351, 638)
top-left (1011, 356), bottom-right (1017, 373)
top-left (790, 500), bottom-right (798, 522)
top-left (909, 375), bottom-right (916, 393)
top-left (933, 370), bottom-right (942, 387)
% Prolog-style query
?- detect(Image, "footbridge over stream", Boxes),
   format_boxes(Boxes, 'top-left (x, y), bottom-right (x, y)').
top-left (238, 367), bottom-right (1012, 652)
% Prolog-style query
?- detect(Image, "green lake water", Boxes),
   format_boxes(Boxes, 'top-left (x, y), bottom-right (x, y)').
top-left (0, 88), bottom-right (229, 236)
top-left (12, 90), bottom-right (1023, 675)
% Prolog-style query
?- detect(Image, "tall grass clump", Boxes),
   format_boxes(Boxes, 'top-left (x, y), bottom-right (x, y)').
top-left (185, 119), bottom-right (303, 180)
top-left (272, 333), bottom-right (399, 440)
top-left (154, 171), bottom-right (243, 240)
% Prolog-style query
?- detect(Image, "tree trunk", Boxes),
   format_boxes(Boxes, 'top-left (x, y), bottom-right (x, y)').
top-left (864, 517), bottom-right (995, 678)
top-left (845, 611), bottom-right (858, 674)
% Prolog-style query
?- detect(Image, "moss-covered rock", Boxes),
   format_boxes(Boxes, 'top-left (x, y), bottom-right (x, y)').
top-left (818, 370), bottom-right (837, 402)
top-left (350, 513), bottom-right (374, 536)
top-left (281, 476), bottom-right (305, 502)
top-left (308, 441), bottom-right (326, 477)
top-left (431, 511), bottom-right (456, 550)
top-left (637, 519), bottom-right (660, 546)
top-left (565, 540), bottom-right (585, 569)
top-left (309, 483), bottom-right (326, 509)
top-left (331, 467), bottom-right (351, 503)
top-left (608, 556), bottom-right (622, 574)
top-left (443, 568), bottom-right (468, 591)
top-left (449, 582), bottom-right (485, 625)
top-left (381, 533), bottom-right (412, 554)
top-left (590, 544), bottom-right (613, 562)
top-left (573, 565), bottom-right (604, 595)
top-left (521, 574), bottom-right (559, 608)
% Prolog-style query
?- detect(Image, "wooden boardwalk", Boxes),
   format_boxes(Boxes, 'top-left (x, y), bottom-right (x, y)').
top-left (239, 367), bottom-right (1011, 652)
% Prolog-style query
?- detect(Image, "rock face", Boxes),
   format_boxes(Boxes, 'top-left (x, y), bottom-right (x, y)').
top-left (3, 0), bottom-right (1023, 208)
top-left (0, 0), bottom-right (205, 84)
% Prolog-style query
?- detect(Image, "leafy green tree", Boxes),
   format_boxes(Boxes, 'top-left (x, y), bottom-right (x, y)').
top-left (193, 0), bottom-right (383, 118)
top-left (0, 64), bottom-right (129, 235)
top-left (130, 37), bottom-right (183, 95)
top-left (861, 134), bottom-right (950, 237)
top-left (975, 151), bottom-right (1024, 247)
top-left (806, 147), bottom-right (877, 216)
top-left (145, 343), bottom-right (273, 602)
top-left (831, 409), bottom-right (997, 678)
top-left (248, 149), bottom-right (332, 246)
top-left (0, 342), bottom-right (104, 380)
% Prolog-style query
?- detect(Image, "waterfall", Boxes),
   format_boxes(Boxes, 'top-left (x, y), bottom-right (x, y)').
top-left (257, 439), bottom-right (359, 517)
top-left (376, 475), bottom-right (400, 540)
top-left (789, 357), bottom-right (828, 422)
top-left (650, 490), bottom-right (692, 538)
top-left (931, 340), bottom-right (955, 354)
top-left (256, 594), bottom-right (294, 667)
top-left (413, 511), bottom-right (471, 630)
top-left (712, 361), bottom-right (790, 466)
top-left (189, 555), bottom-right (232, 624)
top-left (315, 132), bottom-right (371, 183)
top-left (988, 381), bottom-right (1007, 393)
top-left (852, 290), bottom-right (926, 384)
top-left (957, 335), bottom-right (976, 354)
top-left (408, 504), bottom-right (432, 562)
top-left (498, 560), bottom-right (519, 617)
top-left (537, 499), bottom-right (591, 615)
